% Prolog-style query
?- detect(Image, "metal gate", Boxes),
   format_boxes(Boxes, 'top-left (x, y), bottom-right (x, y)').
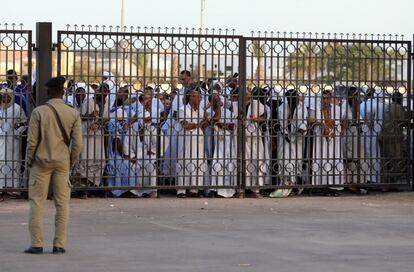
top-left (2, 23), bottom-right (412, 196)
top-left (56, 27), bottom-right (412, 196)
top-left (243, 32), bottom-right (412, 194)
top-left (56, 25), bottom-right (244, 196)
top-left (0, 24), bottom-right (32, 192)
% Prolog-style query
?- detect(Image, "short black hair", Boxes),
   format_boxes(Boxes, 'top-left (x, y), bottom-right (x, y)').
top-left (21, 74), bottom-right (29, 83)
top-left (180, 70), bottom-right (191, 77)
top-left (100, 83), bottom-right (110, 91)
top-left (322, 89), bottom-right (332, 96)
top-left (285, 89), bottom-right (298, 97)
top-left (366, 88), bottom-right (375, 98)
top-left (6, 69), bottom-right (17, 76)
top-left (75, 86), bottom-right (86, 92)
top-left (198, 81), bottom-right (207, 91)
top-left (118, 86), bottom-right (129, 93)
top-left (185, 83), bottom-right (199, 93)
top-left (45, 76), bottom-right (66, 89)
top-left (392, 92), bottom-right (403, 104)
top-left (184, 83), bottom-right (200, 104)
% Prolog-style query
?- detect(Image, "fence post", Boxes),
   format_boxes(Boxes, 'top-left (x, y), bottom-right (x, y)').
top-left (35, 22), bottom-right (53, 106)
top-left (237, 37), bottom-right (247, 197)
top-left (409, 37), bottom-right (413, 191)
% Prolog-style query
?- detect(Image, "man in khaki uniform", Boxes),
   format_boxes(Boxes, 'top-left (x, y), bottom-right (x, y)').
top-left (24, 76), bottom-right (82, 254)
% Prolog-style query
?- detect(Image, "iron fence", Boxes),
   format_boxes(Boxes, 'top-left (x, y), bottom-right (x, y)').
top-left (0, 23), bottom-right (32, 192)
top-left (56, 26), bottom-right (244, 197)
top-left (0, 23), bottom-right (412, 197)
top-left (243, 32), bottom-right (412, 196)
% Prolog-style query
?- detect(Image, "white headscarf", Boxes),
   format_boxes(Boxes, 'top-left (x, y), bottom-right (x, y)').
top-left (211, 80), bottom-right (224, 92)
top-left (103, 71), bottom-right (116, 91)
top-left (75, 82), bottom-right (87, 90)
top-left (0, 88), bottom-right (15, 109)
top-left (103, 71), bottom-right (118, 108)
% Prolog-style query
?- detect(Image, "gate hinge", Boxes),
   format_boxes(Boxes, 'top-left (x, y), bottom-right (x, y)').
top-left (31, 43), bottom-right (57, 51)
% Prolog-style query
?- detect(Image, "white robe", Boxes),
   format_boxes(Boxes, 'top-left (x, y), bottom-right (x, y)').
top-left (176, 104), bottom-right (207, 194)
top-left (277, 100), bottom-right (308, 185)
top-left (161, 87), bottom-right (186, 176)
top-left (150, 97), bottom-right (167, 155)
top-left (200, 93), bottom-right (212, 160)
top-left (303, 96), bottom-right (321, 184)
top-left (148, 97), bottom-right (164, 124)
top-left (0, 103), bottom-right (26, 188)
top-left (210, 107), bottom-right (237, 197)
top-left (310, 103), bottom-right (344, 186)
top-left (103, 99), bottom-right (111, 118)
top-left (64, 93), bottom-right (74, 106)
top-left (360, 93), bottom-right (384, 183)
top-left (129, 109), bottom-right (157, 196)
top-left (245, 100), bottom-right (267, 189)
top-left (231, 101), bottom-right (239, 117)
top-left (74, 97), bottom-right (104, 186)
top-left (220, 94), bottom-right (232, 110)
top-left (263, 103), bottom-right (272, 185)
top-left (340, 102), bottom-right (367, 184)
top-left (104, 73), bottom-right (118, 110)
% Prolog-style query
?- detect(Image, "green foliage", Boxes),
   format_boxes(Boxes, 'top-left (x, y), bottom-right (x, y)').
top-left (285, 42), bottom-right (399, 85)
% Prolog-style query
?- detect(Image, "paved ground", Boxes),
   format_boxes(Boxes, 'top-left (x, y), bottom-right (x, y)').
top-left (0, 192), bottom-right (414, 272)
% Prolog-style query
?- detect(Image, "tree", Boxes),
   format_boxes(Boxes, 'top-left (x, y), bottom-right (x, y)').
top-left (248, 40), bottom-right (266, 85)
top-left (130, 52), bottom-right (150, 81)
top-left (285, 42), bottom-right (396, 86)
top-left (285, 42), bottom-right (320, 83)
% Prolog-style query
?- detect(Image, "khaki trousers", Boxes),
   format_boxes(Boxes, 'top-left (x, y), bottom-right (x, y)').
top-left (28, 163), bottom-right (71, 248)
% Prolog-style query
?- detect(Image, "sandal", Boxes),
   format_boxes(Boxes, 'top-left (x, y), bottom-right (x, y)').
top-left (176, 193), bottom-right (187, 198)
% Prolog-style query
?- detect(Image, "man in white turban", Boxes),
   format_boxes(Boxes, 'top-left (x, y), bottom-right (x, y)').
top-left (0, 88), bottom-right (27, 191)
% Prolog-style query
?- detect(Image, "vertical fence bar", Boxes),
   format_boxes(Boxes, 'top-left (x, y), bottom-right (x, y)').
top-left (237, 37), bottom-right (247, 197)
top-left (27, 30), bottom-right (33, 114)
top-left (35, 22), bottom-right (53, 106)
top-left (408, 38), bottom-right (413, 191)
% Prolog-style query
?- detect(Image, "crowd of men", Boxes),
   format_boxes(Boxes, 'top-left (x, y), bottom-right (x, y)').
top-left (0, 69), bottom-right (29, 200)
top-left (0, 69), bottom-right (410, 199)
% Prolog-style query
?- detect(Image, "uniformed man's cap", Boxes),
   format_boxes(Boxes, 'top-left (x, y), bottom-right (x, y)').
top-left (45, 76), bottom-right (66, 88)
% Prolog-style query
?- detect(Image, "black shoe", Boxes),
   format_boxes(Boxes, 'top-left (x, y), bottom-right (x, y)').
top-left (121, 191), bottom-right (139, 198)
top-left (24, 247), bottom-right (43, 254)
top-left (176, 193), bottom-right (186, 198)
top-left (53, 247), bottom-right (66, 254)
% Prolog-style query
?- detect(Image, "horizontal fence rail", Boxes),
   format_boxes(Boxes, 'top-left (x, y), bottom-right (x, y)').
top-left (0, 24), bottom-right (412, 197)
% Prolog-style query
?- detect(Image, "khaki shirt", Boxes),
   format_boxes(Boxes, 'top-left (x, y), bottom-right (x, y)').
top-left (26, 98), bottom-right (83, 168)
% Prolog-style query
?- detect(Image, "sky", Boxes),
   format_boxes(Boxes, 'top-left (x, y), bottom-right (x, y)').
top-left (2, 0), bottom-right (413, 39)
